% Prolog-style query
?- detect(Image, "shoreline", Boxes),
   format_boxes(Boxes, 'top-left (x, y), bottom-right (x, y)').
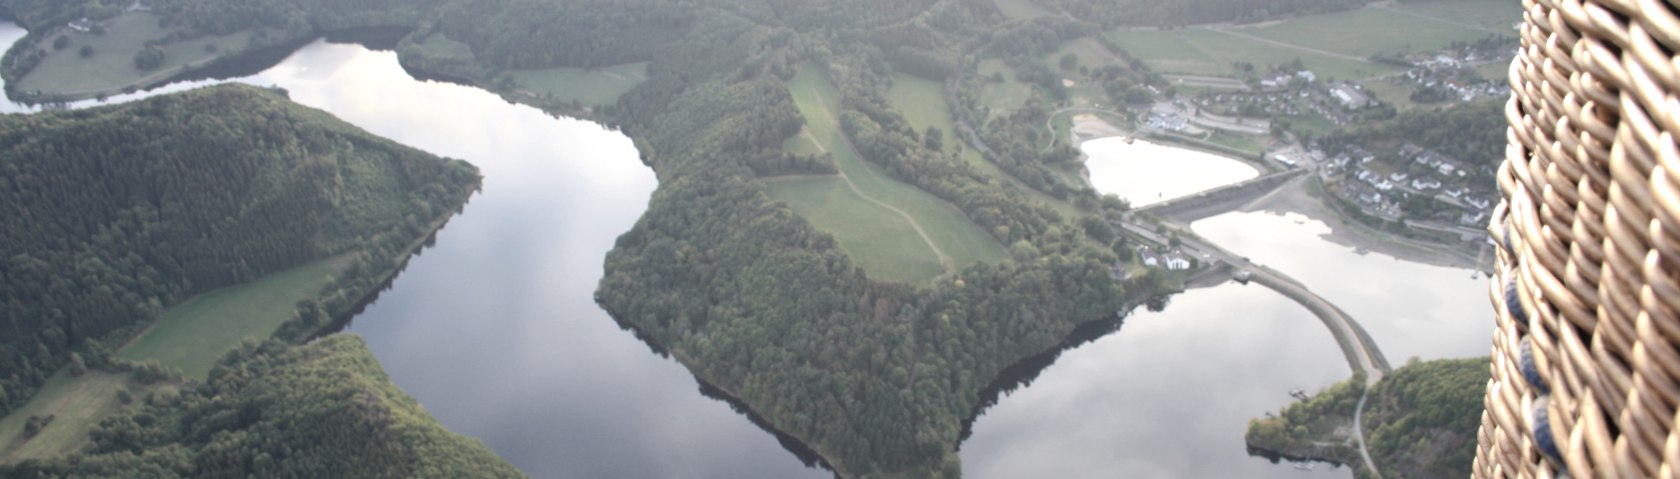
top-left (1070, 114), bottom-right (1489, 272)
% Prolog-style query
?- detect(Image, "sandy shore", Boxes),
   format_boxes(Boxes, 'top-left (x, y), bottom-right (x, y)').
top-left (1071, 114), bottom-right (1129, 141)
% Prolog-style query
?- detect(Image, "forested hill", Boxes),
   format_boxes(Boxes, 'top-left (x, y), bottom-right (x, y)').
top-left (0, 84), bottom-right (481, 419)
top-left (1247, 357), bottom-right (1489, 478)
top-left (0, 336), bottom-right (528, 479)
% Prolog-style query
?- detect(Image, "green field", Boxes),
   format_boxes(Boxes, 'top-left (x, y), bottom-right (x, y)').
top-left (1237, 6), bottom-right (1509, 59)
top-left (1475, 60), bottom-right (1512, 83)
top-left (765, 176), bottom-right (946, 281)
top-left (0, 371), bottom-right (155, 463)
top-left (1357, 78), bottom-right (1422, 109)
top-left (408, 32), bottom-right (475, 61)
top-left (1389, 0), bottom-right (1523, 32)
top-left (15, 12), bottom-right (253, 96)
top-left (771, 65), bottom-right (1009, 283)
top-left (1050, 37), bottom-right (1126, 72)
top-left (118, 256), bottom-right (350, 379)
top-left (888, 74), bottom-right (1081, 217)
top-left (0, 255), bottom-right (352, 463)
top-left (993, 0), bottom-right (1051, 20)
top-left (1111, 28), bottom-right (1398, 81)
top-left (508, 62), bottom-right (649, 106)
top-left (1110, 3), bottom-right (1516, 83)
top-left (978, 59), bottom-right (1031, 116)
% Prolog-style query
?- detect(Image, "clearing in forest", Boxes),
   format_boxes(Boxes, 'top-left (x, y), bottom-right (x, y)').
top-left (978, 59), bottom-right (1031, 116)
top-left (118, 255), bottom-right (352, 379)
top-left (0, 371), bottom-right (173, 464)
top-left (507, 62), bottom-right (648, 106)
top-left (15, 12), bottom-right (253, 97)
top-left (888, 73), bottom-right (1082, 218)
top-left (767, 66), bottom-right (1009, 283)
top-left (0, 256), bottom-right (352, 464)
top-left (992, 0), bottom-right (1051, 20)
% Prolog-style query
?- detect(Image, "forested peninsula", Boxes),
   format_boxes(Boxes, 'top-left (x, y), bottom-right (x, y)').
top-left (1247, 357), bottom-right (1489, 478)
top-left (4, 336), bottom-right (528, 479)
top-left (0, 0), bottom-right (1418, 476)
top-left (0, 84), bottom-right (497, 473)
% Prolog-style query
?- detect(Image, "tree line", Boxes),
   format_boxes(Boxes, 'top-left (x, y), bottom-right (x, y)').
top-left (0, 84), bottom-right (480, 420)
top-left (0, 336), bottom-right (526, 478)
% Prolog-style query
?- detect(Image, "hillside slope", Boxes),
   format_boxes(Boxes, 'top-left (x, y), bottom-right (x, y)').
top-left (0, 336), bottom-right (527, 479)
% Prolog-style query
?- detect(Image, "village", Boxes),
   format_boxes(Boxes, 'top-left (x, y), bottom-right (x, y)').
top-left (1121, 38), bottom-right (1513, 248)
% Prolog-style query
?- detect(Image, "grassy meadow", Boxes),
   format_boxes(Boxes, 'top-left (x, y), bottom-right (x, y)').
top-left (16, 12), bottom-right (253, 96)
top-left (0, 256), bottom-right (351, 464)
top-left (1109, 1), bottom-right (1517, 82)
top-left (764, 176), bottom-right (947, 281)
top-left (0, 371), bottom-right (170, 464)
top-left (978, 59), bottom-right (1031, 116)
top-left (118, 255), bottom-right (352, 379)
top-left (1236, 6), bottom-right (1509, 59)
top-left (508, 62), bottom-right (648, 106)
top-left (888, 74), bottom-right (1082, 217)
top-left (770, 66), bottom-right (1009, 283)
top-left (992, 0), bottom-right (1051, 20)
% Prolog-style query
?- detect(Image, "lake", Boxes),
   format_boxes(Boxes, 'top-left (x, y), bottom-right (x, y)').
top-left (0, 24), bottom-right (827, 478)
top-left (1083, 138), bottom-right (1261, 207)
top-left (0, 22), bottom-right (1494, 479)
top-left (961, 140), bottom-right (1490, 478)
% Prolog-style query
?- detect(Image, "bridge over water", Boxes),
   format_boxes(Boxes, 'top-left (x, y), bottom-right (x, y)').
top-left (1123, 219), bottom-right (1393, 385)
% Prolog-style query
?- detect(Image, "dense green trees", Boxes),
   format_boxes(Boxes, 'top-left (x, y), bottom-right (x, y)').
top-left (1246, 358), bottom-right (1489, 478)
top-left (0, 336), bottom-right (526, 479)
top-left (0, 84), bottom-right (479, 419)
top-left (0, 0), bottom-right (1180, 475)
top-left (1363, 358), bottom-right (1488, 478)
top-left (589, 2), bottom-right (1163, 475)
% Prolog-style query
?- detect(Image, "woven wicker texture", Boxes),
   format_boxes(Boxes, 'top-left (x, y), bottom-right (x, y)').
top-left (1476, 0), bottom-right (1680, 477)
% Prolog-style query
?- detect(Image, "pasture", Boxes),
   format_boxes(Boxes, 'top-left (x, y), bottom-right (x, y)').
top-left (772, 66), bottom-right (1009, 283)
top-left (507, 62), bottom-right (648, 107)
top-left (16, 12), bottom-right (252, 97)
top-left (0, 371), bottom-right (171, 464)
top-left (993, 0), bottom-right (1051, 20)
top-left (117, 255), bottom-right (350, 379)
top-left (888, 73), bottom-right (1082, 217)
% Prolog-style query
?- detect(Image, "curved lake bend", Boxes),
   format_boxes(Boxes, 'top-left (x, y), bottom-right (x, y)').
top-left (1083, 138), bottom-right (1261, 207)
top-left (0, 26), bottom-right (826, 478)
top-left (1, 21), bottom-right (1495, 478)
top-left (963, 142), bottom-right (1490, 478)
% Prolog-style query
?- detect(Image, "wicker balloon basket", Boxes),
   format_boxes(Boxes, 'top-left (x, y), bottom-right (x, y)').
top-left (1477, 0), bottom-right (1680, 477)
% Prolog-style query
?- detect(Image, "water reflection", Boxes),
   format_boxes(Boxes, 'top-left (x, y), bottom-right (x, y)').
top-left (1192, 212), bottom-right (1491, 361)
top-left (242, 43), bottom-right (829, 478)
top-left (961, 285), bottom-right (1353, 478)
top-left (0, 24), bottom-right (827, 477)
top-left (967, 140), bottom-right (1489, 477)
top-left (1083, 139), bottom-right (1260, 207)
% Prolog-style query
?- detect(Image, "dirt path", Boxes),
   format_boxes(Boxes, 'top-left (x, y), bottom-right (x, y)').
top-left (1202, 27), bottom-right (1371, 63)
top-left (798, 129), bottom-right (953, 271)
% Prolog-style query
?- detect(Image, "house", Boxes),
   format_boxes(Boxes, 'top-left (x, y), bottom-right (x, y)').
top-left (67, 17), bottom-right (98, 32)
top-left (1165, 257), bottom-right (1191, 270)
top-left (1389, 172), bottom-right (1409, 182)
top-left (1412, 178), bottom-right (1442, 190)
top-left (1331, 84), bottom-right (1372, 109)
